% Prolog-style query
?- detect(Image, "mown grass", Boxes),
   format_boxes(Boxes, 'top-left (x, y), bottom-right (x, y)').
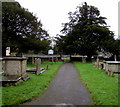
top-left (74, 62), bottom-right (119, 105)
top-left (1, 61), bottom-right (63, 106)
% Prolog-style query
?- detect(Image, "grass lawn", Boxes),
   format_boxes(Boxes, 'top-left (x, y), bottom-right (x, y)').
top-left (74, 62), bottom-right (119, 105)
top-left (1, 61), bottom-right (63, 106)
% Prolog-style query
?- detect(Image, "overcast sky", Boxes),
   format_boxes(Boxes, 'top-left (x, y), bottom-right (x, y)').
top-left (15, 0), bottom-right (119, 39)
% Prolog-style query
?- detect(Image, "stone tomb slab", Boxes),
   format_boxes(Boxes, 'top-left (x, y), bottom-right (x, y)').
top-left (0, 75), bottom-right (30, 87)
top-left (26, 58), bottom-right (45, 75)
top-left (0, 76), bottom-right (21, 86)
top-left (26, 68), bottom-right (45, 75)
top-left (104, 61), bottom-right (120, 76)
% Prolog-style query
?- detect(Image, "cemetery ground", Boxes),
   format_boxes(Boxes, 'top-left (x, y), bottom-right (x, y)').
top-left (1, 61), bottom-right (62, 106)
top-left (0, 61), bottom-right (119, 106)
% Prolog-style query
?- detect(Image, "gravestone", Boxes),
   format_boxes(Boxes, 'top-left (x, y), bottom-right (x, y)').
top-left (36, 58), bottom-right (41, 75)
top-left (26, 58), bottom-right (45, 75)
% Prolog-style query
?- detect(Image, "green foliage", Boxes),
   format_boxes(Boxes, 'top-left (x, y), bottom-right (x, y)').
top-left (1, 62), bottom-right (62, 106)
top-left (56, 2), bottom-right (114, 58)
top-left (74, 62), bottom-right (118, 105)
top-left (2, 2), bottom-right (50, 55)
top-left (103, 39), bottom-right (120, 57)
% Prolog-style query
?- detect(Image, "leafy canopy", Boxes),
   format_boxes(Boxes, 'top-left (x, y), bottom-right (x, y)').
top-left (2, 2), bottom-right (50, 55)
top-left (56, 2), bottom-right (115, 58)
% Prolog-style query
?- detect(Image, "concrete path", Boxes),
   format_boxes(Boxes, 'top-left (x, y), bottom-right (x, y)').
top-left (23, 63), bottom-right (93, 106)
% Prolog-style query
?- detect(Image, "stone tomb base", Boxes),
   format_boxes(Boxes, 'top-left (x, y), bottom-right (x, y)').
top-left (1, 57), bottom-right (30, 87)
top-left (0, 75), bottom-right (30, 87)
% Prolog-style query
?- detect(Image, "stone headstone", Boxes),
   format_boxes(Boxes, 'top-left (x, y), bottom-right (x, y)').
top-left (36, 58), bottom-right (41, 75)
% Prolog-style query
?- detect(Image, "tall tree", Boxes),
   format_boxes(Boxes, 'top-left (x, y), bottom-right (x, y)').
top-left (56, 2), bottom-right (114, 60)
top-left (2, 2), bottom-right (50, 55)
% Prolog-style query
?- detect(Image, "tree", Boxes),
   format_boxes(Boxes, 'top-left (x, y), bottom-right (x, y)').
top-left (56, 2), bottom-right (114, 60)
top-left (103, 39), bottom-right (120, 60)
top-left (2, 2), bottom-right (50, 56)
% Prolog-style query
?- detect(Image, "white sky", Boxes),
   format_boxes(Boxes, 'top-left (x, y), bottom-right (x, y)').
top-left (15, 0), bottom-right (119, 39)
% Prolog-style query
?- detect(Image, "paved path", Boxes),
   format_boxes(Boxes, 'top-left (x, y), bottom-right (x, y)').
top-left (23, 63), bottom-right (93, 106)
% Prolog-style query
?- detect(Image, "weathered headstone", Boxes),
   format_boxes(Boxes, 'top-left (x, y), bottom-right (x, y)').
top-left (36, 58), bottom-right (41, 75)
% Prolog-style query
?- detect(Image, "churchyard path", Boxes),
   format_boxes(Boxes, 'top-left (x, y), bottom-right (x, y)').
top-left (23, 63), bottom-right (93, 106)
